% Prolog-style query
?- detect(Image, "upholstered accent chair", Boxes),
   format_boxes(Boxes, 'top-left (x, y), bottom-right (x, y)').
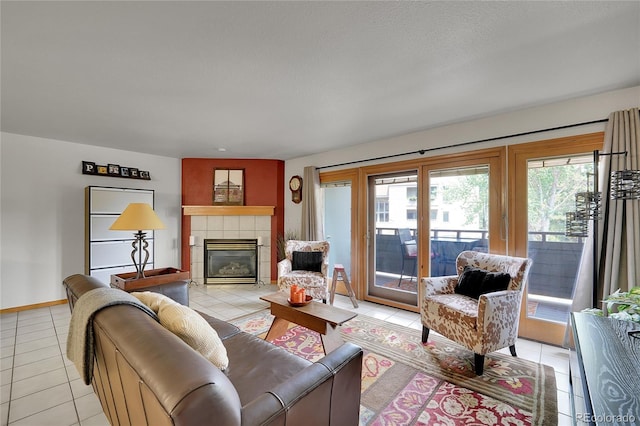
top-left (419, 250), bottom-right (532, 375)
top-left (277, 240), bottom-right (330, 301)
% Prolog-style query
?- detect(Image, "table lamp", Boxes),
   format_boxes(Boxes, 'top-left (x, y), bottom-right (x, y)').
top-left (110, 203), bottom-right (165, 279)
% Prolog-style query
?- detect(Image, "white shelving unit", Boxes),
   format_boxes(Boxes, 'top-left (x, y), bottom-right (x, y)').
top-left (85, 186), bottom-right (155, 285)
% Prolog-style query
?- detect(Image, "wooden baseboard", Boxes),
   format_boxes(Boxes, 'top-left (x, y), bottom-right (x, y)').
top-left (0, 299), bottom-right (68, 314)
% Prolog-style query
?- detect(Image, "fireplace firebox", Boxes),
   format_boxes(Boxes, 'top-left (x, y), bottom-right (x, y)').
top-left (204, 239), bottom-right (258, 285)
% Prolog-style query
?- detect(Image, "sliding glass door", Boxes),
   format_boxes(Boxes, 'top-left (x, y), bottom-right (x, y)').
top-left (367, 171), bottom-right (419, 306)
top-left (509, 134), bottom-right (603, 345)
top-left (362, 148), bottom-right (505, 310)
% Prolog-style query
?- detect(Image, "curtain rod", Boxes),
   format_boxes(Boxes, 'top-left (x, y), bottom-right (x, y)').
top-left (316, 118), bottom-right (608, 170)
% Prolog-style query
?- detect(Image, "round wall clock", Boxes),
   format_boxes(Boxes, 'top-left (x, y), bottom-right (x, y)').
top-left (289, 175), bottom-right (303, 204)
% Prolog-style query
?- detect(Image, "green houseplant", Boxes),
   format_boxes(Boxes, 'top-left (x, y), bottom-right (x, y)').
top-left (583, 286), bottom-right (640, 324)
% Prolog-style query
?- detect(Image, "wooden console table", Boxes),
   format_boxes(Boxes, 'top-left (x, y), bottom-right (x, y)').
top-left (110, 267), bottom-right (191, 305)
top-left (570, 312), bottom-right (640, 425)
top-left (111, 267), bottom-right (189, 291)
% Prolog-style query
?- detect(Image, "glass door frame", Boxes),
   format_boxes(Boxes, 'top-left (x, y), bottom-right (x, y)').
top-left (365, 169), bottom-right (421, 307)
top-left (508, 132), bottom-right (604, 345)
top-left (353, 147), bottom-right (506, 312)
top-left (319, 169), bottom-right (360, 298)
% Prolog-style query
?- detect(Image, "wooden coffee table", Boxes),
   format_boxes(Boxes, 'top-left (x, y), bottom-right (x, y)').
top-left (260, 292), bottom-right (357, 354)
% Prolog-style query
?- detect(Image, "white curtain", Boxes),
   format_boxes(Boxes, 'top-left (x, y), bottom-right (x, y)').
top-left (571, 108), bottom-right (640, 313)
top-left (301, 166), bottom-right (324, 241)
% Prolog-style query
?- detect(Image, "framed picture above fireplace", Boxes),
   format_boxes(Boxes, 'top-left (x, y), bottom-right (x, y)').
top-left (213, 168), bottom-right (245, 205)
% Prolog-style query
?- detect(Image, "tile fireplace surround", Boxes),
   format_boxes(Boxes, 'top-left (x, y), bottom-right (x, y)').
top-left (187, 210), bottom-right (272, 285)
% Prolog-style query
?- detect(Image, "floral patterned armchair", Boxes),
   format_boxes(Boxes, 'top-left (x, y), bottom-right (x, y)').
top-left (419, 250), bottom-right (532, 375)
top-left (277, 240), bottom-right (330, 301)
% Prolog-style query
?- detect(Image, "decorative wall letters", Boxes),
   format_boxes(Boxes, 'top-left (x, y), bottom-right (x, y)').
top-left (82, 161), bottom-right (151, 180)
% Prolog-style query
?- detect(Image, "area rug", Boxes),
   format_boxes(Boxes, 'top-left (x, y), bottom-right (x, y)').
top-left (230, 310), bottom-right (557, 426)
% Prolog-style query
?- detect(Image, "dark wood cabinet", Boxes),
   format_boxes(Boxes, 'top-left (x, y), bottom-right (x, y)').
top-left (569, 312), bottom-right (640, 425)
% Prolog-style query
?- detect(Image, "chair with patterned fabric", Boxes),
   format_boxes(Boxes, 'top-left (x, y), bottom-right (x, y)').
top-left (419, 250), bottom-right (532, 375)
top-left (277, 240), bottom-right (330, 302)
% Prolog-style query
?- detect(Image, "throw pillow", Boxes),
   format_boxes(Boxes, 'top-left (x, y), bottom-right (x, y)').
top-left (454, 266), bottom-right (511, 299)
top-left (131, 291), bottom-right (173, 313)
top-left (158, 302), bottom-right (229, 371)
top-left (479, 271), bottom-right (511, 296)
top-left (292, 251), bottom-right (323, 272)
top-left (132, 291), bottom-right (229, 371)
top-left (454, 266), bottom-right (487, 299)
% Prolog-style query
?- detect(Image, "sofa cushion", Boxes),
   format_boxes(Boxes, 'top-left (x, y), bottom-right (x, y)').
top-left (424, 294), bottom-right (478, 331)
top-left (196, 309), bottom-right (242, 340)
top-left (222, 331), bottom-right (311, 405)
top-left (292, 251), bottom-right (323, 272)
top-left (454, 266), bottom-right (511, 299)
top-left (132, 291), bottom-right (229, 370)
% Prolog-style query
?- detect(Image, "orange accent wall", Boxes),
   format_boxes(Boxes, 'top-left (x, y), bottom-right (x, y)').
top-left (181, 158), bottom-right (285, 281)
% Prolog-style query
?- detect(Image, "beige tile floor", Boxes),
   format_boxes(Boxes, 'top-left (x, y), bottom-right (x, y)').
top-left (1, 283), bottom-right (572, 425)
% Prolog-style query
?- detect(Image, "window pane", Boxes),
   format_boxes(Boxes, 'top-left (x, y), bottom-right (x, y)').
top-left (376, 199), bottom-right (389, 222)
top-left (323, 183), bottom-right (352, 277)
top-left (430, 166), bottom-right (489, 277)
top-left (370, 172), bottom-right (419, 305)
top-left (526, 155), bottom-right (592, 324)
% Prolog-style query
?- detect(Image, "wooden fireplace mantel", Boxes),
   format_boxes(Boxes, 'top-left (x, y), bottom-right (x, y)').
top-left (182, 205), bottom-right (275, 216)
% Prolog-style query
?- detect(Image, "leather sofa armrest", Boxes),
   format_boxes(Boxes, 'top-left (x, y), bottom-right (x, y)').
top-left (92, 305), bottom-right (243, 426)
top-left (63, 274), bottom-right (109, 310)
top-left (241, 363), bottom-right (331, 425)
top-left (318, 342), bottom-right (364, 426)
top-left (241, 343), bottom-right (363, 426)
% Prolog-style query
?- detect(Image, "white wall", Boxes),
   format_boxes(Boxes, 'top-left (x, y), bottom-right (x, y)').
top-left (0, 133), bottom-right (181, 309)
top-left (2, 86), bottom-right (637, 309)
top-left (284, 86), bottom-right (640, 232)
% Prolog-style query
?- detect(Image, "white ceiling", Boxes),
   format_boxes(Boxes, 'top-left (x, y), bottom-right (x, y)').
top-left (2, 1), bottom-right (639, 160)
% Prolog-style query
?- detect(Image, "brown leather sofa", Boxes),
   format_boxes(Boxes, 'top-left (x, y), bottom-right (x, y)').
top-left (63, 274), bottom-right (363, 426)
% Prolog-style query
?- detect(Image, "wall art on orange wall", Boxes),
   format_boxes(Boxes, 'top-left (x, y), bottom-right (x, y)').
top-left (213, 168), bottom-right (244, 205)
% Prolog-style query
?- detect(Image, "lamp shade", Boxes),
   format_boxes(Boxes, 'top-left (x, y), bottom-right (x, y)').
top-left (109, 203), bottom-right (165, 231)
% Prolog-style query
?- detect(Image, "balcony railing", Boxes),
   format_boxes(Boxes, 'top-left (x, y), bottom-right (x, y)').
top-left (375, 227), bottom-right (584, 301)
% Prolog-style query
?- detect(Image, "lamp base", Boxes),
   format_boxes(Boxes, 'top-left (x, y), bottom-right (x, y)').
top-left (131, 231), bottom-right (150, 279)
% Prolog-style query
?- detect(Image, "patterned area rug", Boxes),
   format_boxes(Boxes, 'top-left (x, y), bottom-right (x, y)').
top-left (230, 310), bottom-right (557, 426)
